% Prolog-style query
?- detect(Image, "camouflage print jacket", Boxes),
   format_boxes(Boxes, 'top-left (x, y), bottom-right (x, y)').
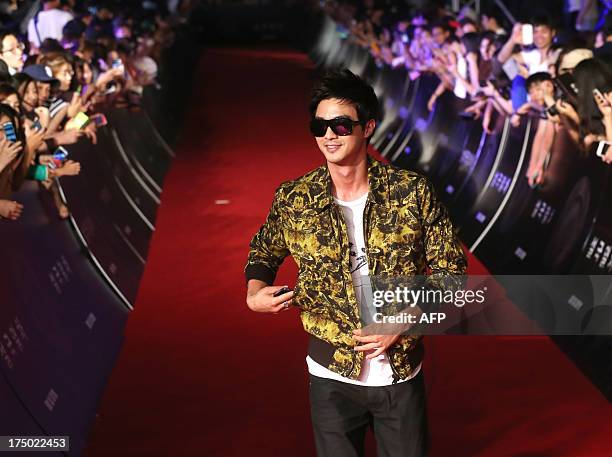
top-left (245, 156), bottom-right (467, 381)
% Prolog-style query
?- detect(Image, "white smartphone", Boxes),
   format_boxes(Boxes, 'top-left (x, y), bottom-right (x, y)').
top-left (595, 141), bottom-right (611, 158)
top-left (593, 88), bottom-right (608, 105)
top-left (522, 24), bottom-right (533, 45)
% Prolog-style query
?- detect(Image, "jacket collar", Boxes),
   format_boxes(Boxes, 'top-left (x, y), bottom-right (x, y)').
top-left (305, 155), bottom-right (389, 211)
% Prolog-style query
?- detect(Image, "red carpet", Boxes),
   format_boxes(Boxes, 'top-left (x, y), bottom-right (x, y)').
top-left (85, 48), bottom-right (612, 456)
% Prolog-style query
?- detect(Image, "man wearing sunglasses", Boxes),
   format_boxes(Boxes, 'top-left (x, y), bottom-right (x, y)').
top-left (245, 68), bottom-right (466, 457)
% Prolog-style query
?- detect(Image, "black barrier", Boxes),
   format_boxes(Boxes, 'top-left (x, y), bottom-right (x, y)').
top-left (446, 117), bottom-right (511, 228)
top-left (0, 23), bottom-right (195, 447)
top-left (0, 182), bottom-right (129, 455)
top-left (0, 373), bottom-right (60, 457)
top-left (106, 108), bottom-right (172, 190)
top-left (389, 73), bottom-right (439, 166)
top-left (102, 125), bottom-right (161, 225)
top-left (457, 116), bottom-right (536, 256)
top-left (475, 128), bottom-right (592, 274)
top-left (370, 66), bottom-right (410, 148)
top-left (58, 123), bottom-right (153, 306)
top-left (372, 75), bottom-right (417, 153)
top-left (311, 19), bottom-right (612, 400)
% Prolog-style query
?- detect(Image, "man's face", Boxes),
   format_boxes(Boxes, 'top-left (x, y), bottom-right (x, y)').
top-left (462, 23), bottom-right (477, 34)
top-left (35, 82), bottom-right (50, 104)
top-left (541, 80), bottom-right (554, 98)
top-left (432, 27), bottom-right (448, 46)
top-left (314, 98), bottom-right (374, 166)
top-left (528, 81), bottom-right (553, 105)
top-left (534, 25), bottom-right (554, 49)
top-left (0, 35), bottom-right (24, 71)
top-left (528, 83), bottom-right (542, 104)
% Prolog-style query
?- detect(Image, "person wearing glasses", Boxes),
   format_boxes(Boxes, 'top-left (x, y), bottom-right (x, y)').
top-left (245, 68), bottom-right (466, 457)
top-left (0, 32), bottom-right (25, 76)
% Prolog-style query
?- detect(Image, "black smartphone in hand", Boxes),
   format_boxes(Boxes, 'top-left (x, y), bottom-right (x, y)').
top-left (273, 286), bottom-right (292, 297)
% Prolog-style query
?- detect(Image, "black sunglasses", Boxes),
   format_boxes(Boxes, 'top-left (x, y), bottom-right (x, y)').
top-left (310, 116), bottom-right (362, 137)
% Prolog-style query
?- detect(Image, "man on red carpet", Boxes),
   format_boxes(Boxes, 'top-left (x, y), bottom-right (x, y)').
top-left (245, 68), bottom-right (466, 457)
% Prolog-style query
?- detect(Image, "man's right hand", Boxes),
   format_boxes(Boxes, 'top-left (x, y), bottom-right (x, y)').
top-left (246, 281), bottom-right (294, 314)
top-left (511, 22), bottom-right (523, 45)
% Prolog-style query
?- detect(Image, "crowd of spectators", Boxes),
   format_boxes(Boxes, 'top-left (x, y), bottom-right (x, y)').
top-left (324, 0), bottom-right (612, 188)
top-left (0, 0), bottom-right (192, 221)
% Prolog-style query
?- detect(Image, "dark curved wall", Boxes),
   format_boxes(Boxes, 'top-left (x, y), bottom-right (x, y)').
top-left (0, 29), bottom-right (199, 455)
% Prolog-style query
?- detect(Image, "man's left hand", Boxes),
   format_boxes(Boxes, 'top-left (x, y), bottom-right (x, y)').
top-left (353, 329), bottom-right (400, 359)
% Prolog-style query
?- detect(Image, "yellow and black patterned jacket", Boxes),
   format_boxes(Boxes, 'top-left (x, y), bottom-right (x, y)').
top-left (245, 156), bottom-right (467, 381)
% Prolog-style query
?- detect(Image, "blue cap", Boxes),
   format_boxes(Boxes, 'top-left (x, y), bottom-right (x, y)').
top-left (22, 64), bottom-right (59, 84)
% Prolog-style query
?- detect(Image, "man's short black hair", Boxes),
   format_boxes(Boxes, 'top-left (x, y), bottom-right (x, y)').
top-left (526, 71), bottom-right (553, 90)
top-left (309, 68), bottom-right (379, 125)
top-left (480, 6), bottom-right (503, 23)
top-left (0, 31), bottom-right (17, 51)
top-left (532, 15), bottom-right (556, 31)
top-left (429, 20), bottom-right (450, 34)
top-left (459, 17), bottom-right (477, 28)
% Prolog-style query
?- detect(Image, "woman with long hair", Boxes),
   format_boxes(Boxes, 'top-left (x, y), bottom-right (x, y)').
top-left (572, 58), bottom-right (612, 139)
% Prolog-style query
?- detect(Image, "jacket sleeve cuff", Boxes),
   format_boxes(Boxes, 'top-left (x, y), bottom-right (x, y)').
top-left (245, 263), bottom-right (276, 286)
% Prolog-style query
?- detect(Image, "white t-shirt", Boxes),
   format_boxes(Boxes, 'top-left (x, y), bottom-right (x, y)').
top-left (306, 192), bottom-right (421, 386)
top-left (453, 52), bottom-right (468, 99)
top-left (520, 48), bottom-right (550, 75)
top-left (28, 8), bottom-right (74, 48)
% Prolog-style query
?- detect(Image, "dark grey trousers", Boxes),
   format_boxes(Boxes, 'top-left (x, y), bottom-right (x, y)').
top-left (309, 371), bottom-right (428, 457)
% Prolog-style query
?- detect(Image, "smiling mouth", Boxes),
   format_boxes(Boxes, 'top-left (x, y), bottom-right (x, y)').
top-left (325, 144), bottom-right (342, 150)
